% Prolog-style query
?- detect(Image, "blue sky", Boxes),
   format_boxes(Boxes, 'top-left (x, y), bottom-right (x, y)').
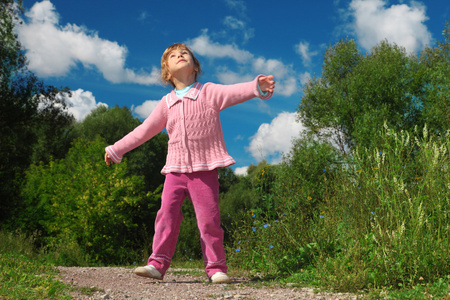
top-left (17, 0), bottom-right (449, 174)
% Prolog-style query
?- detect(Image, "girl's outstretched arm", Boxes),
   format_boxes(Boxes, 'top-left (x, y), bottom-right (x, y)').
top-left (258, 75), bottom-right (275, 93)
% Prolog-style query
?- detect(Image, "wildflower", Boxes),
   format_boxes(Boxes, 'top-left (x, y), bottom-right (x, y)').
top-left (379, 152), bottom-right (382, 155)
top-left (252, 214), bottom-right (256, 218)
top-left (323, 168), bottom-right (326, 172)
top-left (238, 241), bottom-right (241, 244)
top-left (235, 249), bottom-right (240, 253)
top-left (263, 224), bottom-right (270, 228)
top-left (356, 170), bottom-right (363, 173)
top-left (371, 212), bottom-right (376, 215)
top-left (269, 244), bottom-right (273, 249)
top-left (320, 215), bottom-right (324, 219)
top-left (307, 196), bottom-right (312, 200)
top-left (252, 227), bottom-right (256, 232)
top-left (228, 214), bottom-right (230, 217)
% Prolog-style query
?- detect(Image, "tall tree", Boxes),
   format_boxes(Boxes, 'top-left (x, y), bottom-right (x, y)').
top-left (0, 0), bottom-right (73, 223)
top-left (72, 105), bottom-right (168, 191)
top-left (298, 38), bottom-right (424, 152)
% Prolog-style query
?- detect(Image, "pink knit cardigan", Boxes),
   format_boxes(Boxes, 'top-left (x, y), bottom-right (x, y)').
top-left (105, 75), bottom-right (272, 174)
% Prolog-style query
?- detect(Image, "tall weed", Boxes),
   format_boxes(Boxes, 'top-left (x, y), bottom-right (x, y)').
top-left (227, 124), bottom-right (449, 293)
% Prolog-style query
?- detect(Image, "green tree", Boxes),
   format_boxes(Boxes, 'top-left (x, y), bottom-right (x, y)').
top-left (20, 137), bottom-right (160, 264)
top-left (72, 105), bottom-right (168, 191)
top-left (299, 38), bottom-right (424, 152)
top-left (0, 0), bottom-right (73, 223)
top-left (419, 21), bottom-right (450, 134)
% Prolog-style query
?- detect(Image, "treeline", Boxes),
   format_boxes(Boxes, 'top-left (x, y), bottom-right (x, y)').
top-left (1, 0), bottom-right (449, 292)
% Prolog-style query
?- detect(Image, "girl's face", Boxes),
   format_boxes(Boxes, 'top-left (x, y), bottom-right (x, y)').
top-left (166, 48), bottom-right (196, 80)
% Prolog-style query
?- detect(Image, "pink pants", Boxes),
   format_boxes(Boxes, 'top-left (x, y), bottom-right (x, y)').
top-left (147, 170), bottom-right (227, 278)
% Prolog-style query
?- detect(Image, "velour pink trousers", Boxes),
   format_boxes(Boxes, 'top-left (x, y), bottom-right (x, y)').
top-left (147, 170), bottom-right (227, 278)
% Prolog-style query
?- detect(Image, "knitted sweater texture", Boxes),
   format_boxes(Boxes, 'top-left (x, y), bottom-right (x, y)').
top-left (105, 75), bottom-right (272, 174)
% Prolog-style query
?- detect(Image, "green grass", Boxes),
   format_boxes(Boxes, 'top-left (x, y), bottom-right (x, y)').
top-left (0, 230), bottom-right (73, 299)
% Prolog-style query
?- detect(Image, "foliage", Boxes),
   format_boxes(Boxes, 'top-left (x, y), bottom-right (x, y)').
top-left (1, 0), bottom-right (74, 224)
top-left (419, 21), bottom-right (450, 134)
top-left (227, 124), bottom-right (450, 296)
top-left (314, 124), bottom-right (450, 291)
top-left (19, 137), bottom-right (161, 264)
top-left (226, 140), bottom-right (340, 275)
top-left (298, 38), bottom-right (435, 153)
top-left (72, 105), bottom-right (168, 191)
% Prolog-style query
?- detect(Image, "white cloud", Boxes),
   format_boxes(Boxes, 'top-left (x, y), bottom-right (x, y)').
top-left (17, 0), bottom-right (160, 85)
top-left (187, 32), bottom-right (253, 63)
top-left (216, 70), bottom-right (253, 85)
top-left (59, 89), bottom-right (107, 121)
top-left (133, 100), bottom-right (160, 119)
top-left (187, 32), bottom-right (299, 97)
top-left (234, 166), bottom-right (249, 176)
top-left (295, 41), bottom-right (318, 66)
top-left (247, 112), bottom-right (305, 163)
top-left (348, 0), bottom-right (432, 53)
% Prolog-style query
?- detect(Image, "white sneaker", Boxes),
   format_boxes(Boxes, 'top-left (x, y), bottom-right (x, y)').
top-left (210, 272), bottom-right (231, 284)
top-left (134, 265), bottom-right (163, 280)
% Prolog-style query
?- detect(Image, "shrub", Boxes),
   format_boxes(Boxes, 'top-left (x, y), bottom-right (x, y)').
top-left (19, 137), bottom-right (161, 265)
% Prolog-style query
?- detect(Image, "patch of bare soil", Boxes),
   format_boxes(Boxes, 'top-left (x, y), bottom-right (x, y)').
top-left (57, 266), bottom-right (359, 300)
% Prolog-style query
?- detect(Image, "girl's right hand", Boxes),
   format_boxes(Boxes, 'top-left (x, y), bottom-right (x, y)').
top-left (105, 152), bottom-right (113, 166)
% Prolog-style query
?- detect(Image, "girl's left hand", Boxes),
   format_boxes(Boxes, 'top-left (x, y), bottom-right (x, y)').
top-left (258, 75), bottom-right (275, 93)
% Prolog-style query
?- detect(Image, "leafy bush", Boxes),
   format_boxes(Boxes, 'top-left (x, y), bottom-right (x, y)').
top-left (19, 137), bottom-right (161, 264)
top-left (227, 139), bottom-right (340, 275)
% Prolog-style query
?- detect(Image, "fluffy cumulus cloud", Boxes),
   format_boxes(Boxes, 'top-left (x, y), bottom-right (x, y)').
top-left (186, 32), bottom-right (299, 97)
top-left (187, 32), bottom-right (254, 63)
top-left (348, 0), bottom-right (432, 53)
top-left (247, 112), bottom-right (305, 164)
top-left (17, 0), bottom-right (160, 84)
top-left (133, 100), bottom-right (160, 119)
top-left (59, 89), bottom-right (107, 121)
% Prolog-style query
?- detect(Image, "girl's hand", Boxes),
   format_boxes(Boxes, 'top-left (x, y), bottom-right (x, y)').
top-left (258, 75), bottom-right (275, 93)
top-left (105, 152), bottom-right (113, 166)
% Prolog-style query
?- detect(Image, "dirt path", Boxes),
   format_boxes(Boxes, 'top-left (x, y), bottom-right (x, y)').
top-left (57, 266), bottom-right (358, 300)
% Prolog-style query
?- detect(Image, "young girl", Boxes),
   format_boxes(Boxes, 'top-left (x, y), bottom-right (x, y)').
top-left (105, 43), bottom-right (275, 283)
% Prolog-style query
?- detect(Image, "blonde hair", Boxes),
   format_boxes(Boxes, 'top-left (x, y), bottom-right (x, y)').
top-left (160, 43), bottom-right (202, 88)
